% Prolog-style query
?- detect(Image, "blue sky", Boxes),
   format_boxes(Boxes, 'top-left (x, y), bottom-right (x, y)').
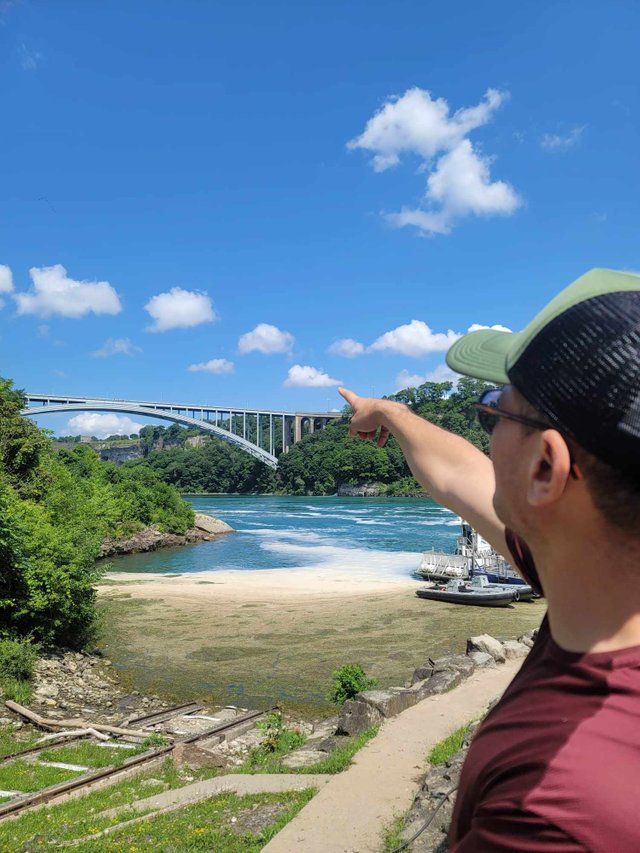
top-left (1, 0), bottom-right (638, 437)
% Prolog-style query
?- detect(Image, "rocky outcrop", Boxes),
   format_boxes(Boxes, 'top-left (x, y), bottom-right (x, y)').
top-left (98, 445), bottom-right (144, 464)
top-left (193, 513), bottom-right (234, 535)
top-left (337, 482), bottom-right (385, 497)
top-left (99, 513), bottom-right (235, 557)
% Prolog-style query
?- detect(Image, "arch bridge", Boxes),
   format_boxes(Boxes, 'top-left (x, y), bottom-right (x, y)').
top-left (23, 393), bottom-right (343, 469)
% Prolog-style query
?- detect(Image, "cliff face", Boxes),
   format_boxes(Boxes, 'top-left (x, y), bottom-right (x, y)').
top-left (98, 445), bottom-right (144, 464)
top-left (99, 512), bottom-right (234, 557)
top-left (337, 482), bottom-right (384, 497)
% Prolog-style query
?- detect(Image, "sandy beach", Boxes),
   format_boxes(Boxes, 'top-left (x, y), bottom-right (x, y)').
top-left (98, 568), bottom-right (544, 714)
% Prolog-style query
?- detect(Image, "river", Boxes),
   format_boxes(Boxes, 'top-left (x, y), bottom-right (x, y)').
top-left (100, 496), bottom-right (544, 713)
top-left (107, 495), bottom-right (461, 577)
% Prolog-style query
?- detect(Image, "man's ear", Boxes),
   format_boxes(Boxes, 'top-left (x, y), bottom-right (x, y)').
top-left (527, 430), bottom-right (573, 507)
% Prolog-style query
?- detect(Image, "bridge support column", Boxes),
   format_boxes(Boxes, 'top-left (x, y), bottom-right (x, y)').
top-left (294, 415), bottom-right (302, 444)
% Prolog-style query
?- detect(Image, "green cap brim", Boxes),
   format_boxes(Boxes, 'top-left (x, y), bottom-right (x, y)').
top-left (446, 329), bottom-right (519, 384)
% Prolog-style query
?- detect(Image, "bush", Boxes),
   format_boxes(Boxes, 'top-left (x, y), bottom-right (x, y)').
top-left (328, 664), bottom-right (378, 705)
top-left (0, 638), bottom-right (38, 681)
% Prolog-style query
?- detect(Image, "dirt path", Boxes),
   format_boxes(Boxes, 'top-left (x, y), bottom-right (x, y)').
top-left (263, 661), bottom-right (521, 853)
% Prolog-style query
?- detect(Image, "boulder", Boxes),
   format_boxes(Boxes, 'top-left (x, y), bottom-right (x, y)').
top-left (502, 640), bottom-right (530, 660)
top-left (193, 513), bottom-right (234, 535)
top-left (467, 634), bottom-right (506, 663)
top-left (359, 688), bottom-right (416, 718)
top-left (412, 655), bottom-right (474, 684)
top-left (467, 651), bottom-right (496, 669)
top-left (518, 633), bottom-right (535, 649)
top-left (423, 669), bottom-right (462, 695)
top-left (336, 698), bottom-right (383, 736)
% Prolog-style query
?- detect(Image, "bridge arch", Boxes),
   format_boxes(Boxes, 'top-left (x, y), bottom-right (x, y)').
top-left (22, 402), bottom-right (279, 468)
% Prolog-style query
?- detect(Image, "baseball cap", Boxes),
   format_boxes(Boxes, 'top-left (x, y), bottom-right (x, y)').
top-left (446, 268), bottom-right (640, 475)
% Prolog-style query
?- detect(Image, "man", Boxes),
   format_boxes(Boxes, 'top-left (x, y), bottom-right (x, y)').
top-left (340, 268), bottom-right (640, 851)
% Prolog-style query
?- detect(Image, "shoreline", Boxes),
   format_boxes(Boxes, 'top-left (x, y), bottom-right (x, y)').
top-left (97, 568), bottom-right (544, 713)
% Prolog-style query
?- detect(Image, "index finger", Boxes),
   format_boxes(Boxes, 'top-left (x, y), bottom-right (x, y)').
top-left (338, 387), bottom-right (358, 408)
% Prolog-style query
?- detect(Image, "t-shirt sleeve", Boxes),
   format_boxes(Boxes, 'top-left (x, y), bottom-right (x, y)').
top-left (505, 527), bottom-right (543, 596)
top-left (451, 809), bottom-right (586, 852)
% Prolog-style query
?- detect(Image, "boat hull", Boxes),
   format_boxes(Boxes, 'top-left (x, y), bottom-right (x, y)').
top-left (416, 587), bottom-right (513, 608)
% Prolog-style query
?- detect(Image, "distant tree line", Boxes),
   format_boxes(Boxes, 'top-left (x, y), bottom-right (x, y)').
top-left (123, 377), bottom-right (494, 496)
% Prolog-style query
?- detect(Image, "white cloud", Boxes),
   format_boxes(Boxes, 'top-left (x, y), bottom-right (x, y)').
top-left (395, 370), bottom-right (428, 391)
top-left (92, 338), bottom-right (142, 358)
top-left (395, 364), bottom-right (458, 391)
top-left (348, 87), bottom-right (506, 169)
top-left (188, 358), bottom-right (234, 374)
top-left (467, 322), bottom-right (512, 333)
top-left (238, 323), bottom-right (294, 355)
top-left (369, 320), bottom-right (461, 357)
top-left (386, 139), bottom-right (521, 236)
top-left (348, 86), bottom-right (521, 236)
top-left (0, 265), bottom-right (14, 294)
top-left (145, 287), bottom-right (216, 332)
top-left (328, 338), bottom-right (365, 357)
top-left (0, 264), bottom-right (13, 309)
top-left (66, 413), bottom-right (144, 439)
top-left (14, 264), bottom-right (122, 319)
top-left (284, 365), bottom-right (342, 387)
top-left (541, 125), bottom-right (586, 151)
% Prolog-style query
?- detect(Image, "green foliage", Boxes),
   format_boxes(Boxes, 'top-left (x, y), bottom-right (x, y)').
top-left (134, 434), bottom-right (278, 495)
top-left (278, 378), bottom-right (495, 495)
top-left (428, 722), bottom-right (473, 765)
top-left (255, 711), bottom-right (305, 756)
top-left (141, 732), bottom-right (168, 749)
top-left (0, 376), bottom-right (195, 649)
top-left (0, 677), bottom-right (32, 704)
top-left (0, 638), bottom-right (38, 680)
top-left (328, 664), bottom-right (379, 705)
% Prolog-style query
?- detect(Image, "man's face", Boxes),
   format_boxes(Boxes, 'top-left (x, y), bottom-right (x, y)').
top-left (489, 386), bottom-right (534, 533)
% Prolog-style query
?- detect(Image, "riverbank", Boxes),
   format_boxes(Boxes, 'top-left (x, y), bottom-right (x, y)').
top-left (99, 512), bottom-right (234, 557)
top-left (97, 569), bottom-right (544, 715)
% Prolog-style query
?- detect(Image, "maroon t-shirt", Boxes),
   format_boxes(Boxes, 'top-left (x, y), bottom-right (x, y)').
top-left (448, 530), bottom-right (640, 851)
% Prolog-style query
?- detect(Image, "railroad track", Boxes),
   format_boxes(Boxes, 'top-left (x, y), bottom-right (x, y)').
top-left (0, 704), bottom-right (264, 820)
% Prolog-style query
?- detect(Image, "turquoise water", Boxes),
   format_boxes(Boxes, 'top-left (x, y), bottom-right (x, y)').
top-left (108, 495), bottom-right (460, 577)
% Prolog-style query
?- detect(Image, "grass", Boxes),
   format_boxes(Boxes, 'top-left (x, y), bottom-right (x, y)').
top-left (39, 741), bottom-right (148, 769)
top-left (428, 722), bottom-right (473, 766)
top-left (0, 724), bottom-right (39, 759)
top-left (0, 676), bottom-right (32, 704)
top-left (0, 758), bottom-right (221, 850)
top-left (299, 726), bottom-right (379, 774)
top-left (382, 813), bottom-right (406, 852)
top-left (237, 725), bottom-right (379, 776)
top-left (73, 789), bottom-right (316, 851)
top-left (0, 759), bottom-right (81, 792)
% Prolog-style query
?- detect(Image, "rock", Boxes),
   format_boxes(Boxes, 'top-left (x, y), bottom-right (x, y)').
top-left (467, 651), bottom-right (496, 669)
top-left (412, 655), bottom-right (474, 685)
top-left (35, 683), bottom-right (59, 699)
top-left (336, 482), bottom-right (384, 497)
top-left (336, 698), bottom-right (383, 736)
top-left (359, 688), bottom-right (417, 718)
top-left (172, 743), bottom-right (229, 770)
top-left (422, 669), bottom-right (462, 695)
top-left (193, 513), bottom-right (234, 535)
top-left (467, 634), bottom-right (506, 663)
top-left (502, 640), bottom-right (530, 660)
top-left (518, 634), bottom-right (535, 649)
top-left (281, 749), bottom-right (327, 769)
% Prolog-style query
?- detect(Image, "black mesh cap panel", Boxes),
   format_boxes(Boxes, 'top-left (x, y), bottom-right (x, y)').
top-left (507, 292), bottom-right (640, 477)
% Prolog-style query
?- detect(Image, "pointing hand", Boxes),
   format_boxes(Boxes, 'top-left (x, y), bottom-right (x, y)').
top-left (338, 387), bottom-right (391, 448)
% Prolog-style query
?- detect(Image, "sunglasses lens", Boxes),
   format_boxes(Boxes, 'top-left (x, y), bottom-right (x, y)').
top-left (477, 408), bottom-right (497, 435)
top-left (479, 388), bottom-right (503, 407)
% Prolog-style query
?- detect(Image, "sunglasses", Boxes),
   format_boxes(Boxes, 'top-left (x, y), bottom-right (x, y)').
top-left (473, 387), bottom-right (551, 436)
top-left (473, 387), bottom-right (582, 479)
